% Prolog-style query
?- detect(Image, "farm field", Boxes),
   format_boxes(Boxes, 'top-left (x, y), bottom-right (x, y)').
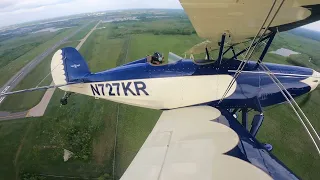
top-left (0, 13), bottom-right (319, 180)
top-left (0, 27), bottom-right (79, 86)
top-left (0, 41), bottom-right (78, 112)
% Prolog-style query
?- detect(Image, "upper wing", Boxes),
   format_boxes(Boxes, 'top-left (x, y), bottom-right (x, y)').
top-left (120, 106), bottom-right (272, 180)
top-left (180, 0), bottom-right (320, 47)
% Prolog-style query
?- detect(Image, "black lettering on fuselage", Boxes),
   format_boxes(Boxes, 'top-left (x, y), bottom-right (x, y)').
top-left (106, 83), bottom-right (115, 96)
top-left (90, 84), bottom-right (100, 96)
top-left (122, 82), bottom-right (136, 96)
top-left (134, 81), bottom-right (149, 95)
top-left (98, 84), bottom-right (105, 96)
top-left (112, 83), bottom-right (120, 96)
top-left (90, 81), bottom-right (148, 97)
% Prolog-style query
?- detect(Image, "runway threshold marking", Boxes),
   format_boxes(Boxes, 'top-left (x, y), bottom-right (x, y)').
top-left (1, 86), bottom-right (10, 93)
top-left (0, 97), bottom-right (5, 104)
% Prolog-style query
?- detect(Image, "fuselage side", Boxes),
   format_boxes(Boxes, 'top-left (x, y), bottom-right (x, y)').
top-left (60, 58), bottom-right (319, 110)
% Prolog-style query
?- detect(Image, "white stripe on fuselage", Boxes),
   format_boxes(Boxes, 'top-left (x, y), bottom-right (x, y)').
top-left (60, 75), bottom-right (237, 110)
top-left (228, 70), bottom-right (315, 78)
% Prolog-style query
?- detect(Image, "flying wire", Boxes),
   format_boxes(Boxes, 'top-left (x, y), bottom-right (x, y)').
top-left (35, 54), bottom-right (68, 87)
top-left (259, 63), bottom-right (320, 155)
top-left (232, 39), bottom-right (320, 155)
top-left (219, 0), bottom-right (278, 102)
top-left (0, 83), bottom-right (73, 97)
top-left (219, 0), bottom-right (285, 103)
top-left (0, 53), bottom-right (69, 98)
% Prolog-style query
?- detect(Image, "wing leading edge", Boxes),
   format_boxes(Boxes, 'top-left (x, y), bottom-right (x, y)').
top-left (120, 106), bottom-right (272, 180)
top-left (180, 0), bottom-right (320, 49)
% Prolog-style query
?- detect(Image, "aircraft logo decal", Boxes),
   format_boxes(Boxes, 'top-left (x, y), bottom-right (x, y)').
top-left (71, 64), bottom-right (81, 68)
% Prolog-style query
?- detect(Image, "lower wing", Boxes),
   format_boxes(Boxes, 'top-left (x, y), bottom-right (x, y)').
top-left (120, 106), bottom-right (297, 180)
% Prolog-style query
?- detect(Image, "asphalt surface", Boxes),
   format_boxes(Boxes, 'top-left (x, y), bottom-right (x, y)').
top-left (0, 111), bottom-right (28, 121)
top-left (27, 21), bottom-right (101, 118)
top-left (0, 22), bottom-right (92, 120)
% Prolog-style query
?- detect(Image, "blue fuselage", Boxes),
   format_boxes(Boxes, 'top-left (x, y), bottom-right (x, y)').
top-left (81, 58), bottom-right (317, 111)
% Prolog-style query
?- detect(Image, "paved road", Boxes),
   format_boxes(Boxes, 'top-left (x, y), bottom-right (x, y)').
top-left (27, 21), bottom-right (101, 118)
top-left (0, 22), bottom-right (93, 121)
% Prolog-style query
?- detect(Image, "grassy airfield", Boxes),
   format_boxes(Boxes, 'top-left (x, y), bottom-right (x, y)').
top-left (0, 28), bottom-right (79, 87)
top-left (0, 14), bottom-right (319, 180)
top-left (0, 41), bottom-right (78, 112)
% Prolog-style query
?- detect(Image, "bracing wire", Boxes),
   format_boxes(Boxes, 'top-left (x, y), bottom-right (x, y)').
top-left (219, 0), bottom-right (285, 103)
top-left (219, 0), bottom-right (278, 102)
top-left (259, 63), bottom-right (320, 155)
top-left (230, 34), bottom-right (320, 155)
top-left (260, 63), bottom-right (320, 142)
top-left (0, 83), bottom-right (73, 97)
top-left (36, 55), bottom-right (68, 87)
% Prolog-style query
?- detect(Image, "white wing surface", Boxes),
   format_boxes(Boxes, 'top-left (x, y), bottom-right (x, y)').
top-left (180, 0), bottom-right (320, 52)
top-left (120, 106), bottom-right (272, 180)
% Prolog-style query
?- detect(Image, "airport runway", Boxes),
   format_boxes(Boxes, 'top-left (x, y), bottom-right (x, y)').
top-left (0, 21), bottom-right (101, 121)
top-left (0, 22), bottom-right (93, 121)
top-left (27, 21), bottom-right (101, 118)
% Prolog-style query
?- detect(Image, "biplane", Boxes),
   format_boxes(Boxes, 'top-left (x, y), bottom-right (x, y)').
top-left (1, 0), bottom-right (320, 179)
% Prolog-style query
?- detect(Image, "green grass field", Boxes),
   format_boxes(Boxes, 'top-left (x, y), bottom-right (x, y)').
top-left (69, 21), bottom-right (97, 42)
top-left (0, 27), bottom-right (79, 87)
top-left (0, 41), bottom-right (79, 112)
top-left (79, 26), bottom-right (124, 72)
top-left (0, 17), bottom-right (320, 180)
top-left (0, 32), bottom-right (57, 69)
top-left (0, 32), bottom-right (56, 53)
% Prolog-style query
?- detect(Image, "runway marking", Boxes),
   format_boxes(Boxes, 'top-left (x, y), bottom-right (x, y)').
top-left (12, 72), bottom-right (23, 83)
top-left (1, 86), bottom-right (10, 93)
top-left (0, 97), bottom-right (5, 104)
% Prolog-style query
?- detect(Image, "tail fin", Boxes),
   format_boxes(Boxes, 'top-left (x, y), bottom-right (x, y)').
top-left (51, 47), bottom-right (91, 85)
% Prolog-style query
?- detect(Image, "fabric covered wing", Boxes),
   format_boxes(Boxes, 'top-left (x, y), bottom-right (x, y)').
top-left (120, 106), bottom-right (271, 180)
top-left (180, 0), bottom-right (320, 47)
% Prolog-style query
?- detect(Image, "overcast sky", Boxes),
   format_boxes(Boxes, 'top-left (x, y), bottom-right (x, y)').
top-left (0, 0), bottom-right (319, 31)
top-left (0, 0), bottom-right (182, 27)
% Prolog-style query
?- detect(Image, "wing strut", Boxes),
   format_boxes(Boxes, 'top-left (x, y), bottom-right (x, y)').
top-left (256, 32), bottom-right (276, 66)
top-left (217, 33), bottom-right (226, 66)
top-left (223, 46), bottom-right (236, 57)
top-left (229, 34), bottom-right (272, 60)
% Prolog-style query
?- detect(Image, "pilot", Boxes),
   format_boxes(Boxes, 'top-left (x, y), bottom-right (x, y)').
top-left (147, 52), bottom-right (163, 65)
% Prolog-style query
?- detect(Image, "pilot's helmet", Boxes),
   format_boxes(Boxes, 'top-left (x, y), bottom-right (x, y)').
top-left (152, 52), bottom-right (163, 63)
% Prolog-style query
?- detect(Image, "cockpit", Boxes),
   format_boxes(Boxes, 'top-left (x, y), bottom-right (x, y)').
top-left (146, 52), bottom-right (164, 66)
top-left (145, 50), bottom-right (218, 66)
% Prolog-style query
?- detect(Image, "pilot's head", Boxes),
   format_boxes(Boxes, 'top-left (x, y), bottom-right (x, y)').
top-left (152, 52), bottom-right (163, 64)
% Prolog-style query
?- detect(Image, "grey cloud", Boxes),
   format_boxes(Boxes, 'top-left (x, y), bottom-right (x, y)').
top-left (0, 0), bottom-right (183, 27)
top-left (0, 0), bottom-right (75, 13)
top-left (0, 0), bottom-right (19, 9)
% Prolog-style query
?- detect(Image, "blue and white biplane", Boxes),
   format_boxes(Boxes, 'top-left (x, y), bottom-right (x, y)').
top-left (2, 0), bottom-right (320, 179)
